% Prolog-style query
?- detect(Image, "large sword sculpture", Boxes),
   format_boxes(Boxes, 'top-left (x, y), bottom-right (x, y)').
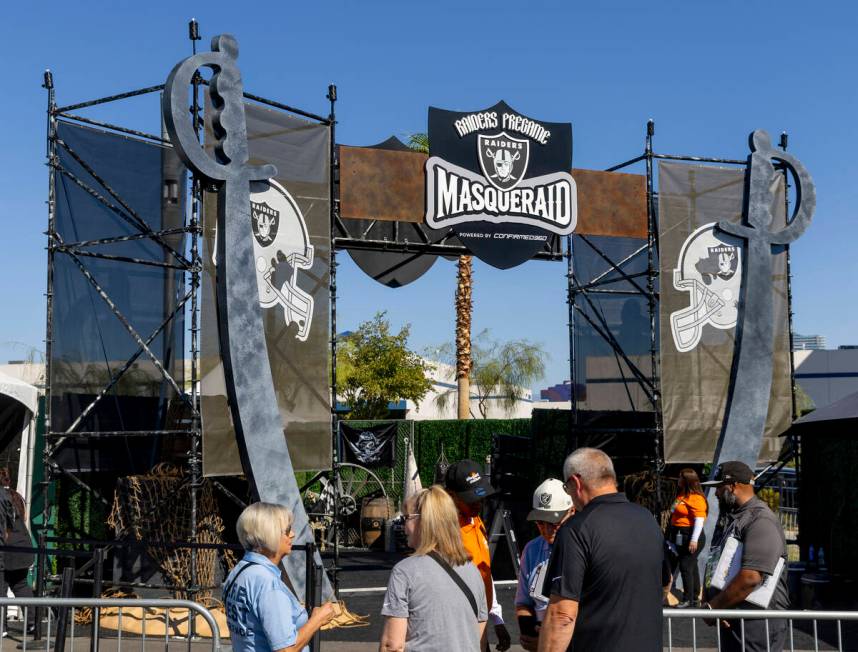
top-left (715, 130), bottom-right (815, 467)
top-left (162, 34), bottom-right (331, 600)
top-left (703, 130), bottom-right (815, 545)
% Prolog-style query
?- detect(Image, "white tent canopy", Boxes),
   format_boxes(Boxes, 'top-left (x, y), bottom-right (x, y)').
top-left (0, 369), bottom-right (39, 517)
top-left (0, 370), bottom-right (38, 416)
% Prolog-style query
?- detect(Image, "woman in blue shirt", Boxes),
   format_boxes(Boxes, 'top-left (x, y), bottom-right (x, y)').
top-left (514, 479), bottom-right (574, 652)
top-left (224, 502), bottom-right (335, 652)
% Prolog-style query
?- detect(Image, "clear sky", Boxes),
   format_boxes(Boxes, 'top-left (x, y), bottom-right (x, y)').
top-left (1, 1), bottom-right (856, 393)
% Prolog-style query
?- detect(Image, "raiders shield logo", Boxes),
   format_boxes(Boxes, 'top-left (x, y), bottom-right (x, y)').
top-left (539, 492), bottom-right (552, 508)
top-left (478, 132), bottom-right (530, 191)
top-left (251, 200), bottom-right (279, 247)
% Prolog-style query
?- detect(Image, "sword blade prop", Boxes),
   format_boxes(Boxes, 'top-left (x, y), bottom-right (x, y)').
top-left (703, 130), bottom-right (814, 548)
top-left (162, 34), bottom-right (331, 601)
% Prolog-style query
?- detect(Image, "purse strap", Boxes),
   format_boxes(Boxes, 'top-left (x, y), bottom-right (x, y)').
top-left (223, 561), bottom-right (259, 601)
top-left (427, 551), bottom-right (479, 619)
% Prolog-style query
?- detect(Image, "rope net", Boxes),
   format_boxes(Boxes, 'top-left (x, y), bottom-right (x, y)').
top-left (108, 463), bottom-right (235, 599)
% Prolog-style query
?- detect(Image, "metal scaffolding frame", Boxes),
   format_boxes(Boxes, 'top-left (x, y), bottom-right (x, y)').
top-left (567, 122), bottom-right (800, 505)
top-left (39, 24), bottom-right (802, 607)
top-left (39, 23), bottom-right (333, 605)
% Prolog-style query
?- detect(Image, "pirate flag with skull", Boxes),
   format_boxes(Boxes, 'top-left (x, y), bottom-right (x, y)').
top-left (341, 422), bottom-right (397, 468)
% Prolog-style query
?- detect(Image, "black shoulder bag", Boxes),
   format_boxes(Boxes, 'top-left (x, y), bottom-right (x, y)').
top-left (427, 551), bottom-right (479, 618)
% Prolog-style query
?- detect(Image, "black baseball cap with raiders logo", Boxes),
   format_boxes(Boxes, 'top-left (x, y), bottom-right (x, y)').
top-left (701, 460), bottom-right (755, 486)
top-left (444, 459), bottom-right (497, 503)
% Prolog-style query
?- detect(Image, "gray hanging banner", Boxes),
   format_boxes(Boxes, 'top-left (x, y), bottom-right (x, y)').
top-left (657, 162), bottom-right (791, 463)
top-left (200, 102), bottom-right (332, 476)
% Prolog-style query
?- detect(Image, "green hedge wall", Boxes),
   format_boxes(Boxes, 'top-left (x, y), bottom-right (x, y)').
top-left (339, 418), bottom-right (532, 505)
top-left (55, 475), bottom-right (111, 545)
top-left (413, 418), bottom-right (531, 487)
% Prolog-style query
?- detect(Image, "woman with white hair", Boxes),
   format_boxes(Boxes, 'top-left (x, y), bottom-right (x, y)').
top-left (224, 502), bottom-right (335, 652)
top-left (380, 485), bottom-right (488, 652)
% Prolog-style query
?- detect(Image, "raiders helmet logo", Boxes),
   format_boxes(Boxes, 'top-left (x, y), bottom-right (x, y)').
top-left (212, 180), bottom-right (315, 341)
top-left (251, 201), bottom-right (279, 247)
top-left (478, 132), bottom-right (530, 191)
top-left (539, 492), bottom-right (552, 508)
top-left (670, 223), bottom-right (743, 353)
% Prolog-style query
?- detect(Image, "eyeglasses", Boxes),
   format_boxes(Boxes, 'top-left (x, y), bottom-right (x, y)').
top-left (404, 513), bottom-right (421, 522)
top-left (535, 520), bottom-right (561, 528)
top-left (562, 476), bottom-right (578, 495)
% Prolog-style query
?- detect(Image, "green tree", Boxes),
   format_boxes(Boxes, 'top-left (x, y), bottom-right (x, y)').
top-left (409, 133), bottom-right (473, 420)
top-left (338, 312), bottom-right (434, 419)
top-left (432, 331), bottom-right (546, 418)
top-left (795, 384), bottom-right (815, 418)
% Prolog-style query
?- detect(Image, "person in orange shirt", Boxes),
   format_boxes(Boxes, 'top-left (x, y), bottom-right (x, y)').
top-left (667, 468), bottom-right (708, 607)
top-left (445, 460), bottom-right (511, 652)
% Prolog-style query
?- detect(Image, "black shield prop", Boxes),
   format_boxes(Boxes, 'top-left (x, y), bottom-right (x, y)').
top-left (426, 100), bottom-right (574, 269)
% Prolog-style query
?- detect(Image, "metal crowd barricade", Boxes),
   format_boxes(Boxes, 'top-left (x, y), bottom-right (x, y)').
top-left (0, 597), bottom-right (221, 651)
top-left (663, 607), bottom-right (858, 651)
top-left (1, 538), bottom-right (323, 652)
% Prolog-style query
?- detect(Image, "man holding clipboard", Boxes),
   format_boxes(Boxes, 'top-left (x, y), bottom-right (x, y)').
top-left (701, 461), bottom-right (790, 652)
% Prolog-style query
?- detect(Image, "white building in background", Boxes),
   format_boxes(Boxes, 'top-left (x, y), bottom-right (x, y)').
top-left (402, 360), bottom-right (534, 420)
top-left (793, 334), bottom-right (827, 351)
top-left (0, 361), bottom-right (45, 388)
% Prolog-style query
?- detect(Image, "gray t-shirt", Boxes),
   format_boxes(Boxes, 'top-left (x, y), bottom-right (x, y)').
top-left (382, 554), bottom-right (488, 652)
top-left (725, 496), bottom-right (790, 610)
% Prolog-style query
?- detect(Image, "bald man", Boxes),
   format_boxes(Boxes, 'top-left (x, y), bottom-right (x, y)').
top-left (538, 448), bottom-right (663, 652)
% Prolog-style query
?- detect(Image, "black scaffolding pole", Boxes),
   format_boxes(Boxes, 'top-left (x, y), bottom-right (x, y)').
top-left (644, 119), bottom-right (665, 509)
top-left (38, 67), bottom-right (57, 633)
top-left (327, 82), bottom-right (341, 596)
top-left (187, 17), bottom-right (203, 621)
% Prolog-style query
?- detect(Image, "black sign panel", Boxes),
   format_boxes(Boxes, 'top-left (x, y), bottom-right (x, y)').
top-left (425, 101), bottom-right (576, 269)
top-left (341, 423), bottom-right (397, 468)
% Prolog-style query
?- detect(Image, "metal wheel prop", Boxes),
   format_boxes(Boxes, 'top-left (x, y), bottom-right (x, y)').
top-left (301, 463), bottom-right (389, 549)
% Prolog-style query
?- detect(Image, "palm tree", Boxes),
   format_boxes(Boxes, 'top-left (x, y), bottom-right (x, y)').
top-left (408, 133), bottom-right (473, 419)
top-left (432, 332), bottom-right (546, 418)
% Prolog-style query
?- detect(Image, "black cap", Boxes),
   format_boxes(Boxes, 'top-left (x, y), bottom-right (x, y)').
top-left (444, 460), bottom-right (497, 503)
top-left (701, 461), bottom-right (754, 486)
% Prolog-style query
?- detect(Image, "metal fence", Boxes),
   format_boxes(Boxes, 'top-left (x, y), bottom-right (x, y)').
top-left (775, 474), bottom-right (799, 542)
top-left (663, 607), bottom-right (858, 651)
top-left (757, 469), bottom-right (799, 543)
top-left (0, 597), bottom-right (221, 652)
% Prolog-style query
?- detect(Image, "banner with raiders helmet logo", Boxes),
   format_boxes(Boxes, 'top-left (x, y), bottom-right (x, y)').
top-left (201, 102), bottom-right (331, 475)
top-left (425, 101), bottom-right (577, 269)
top-left (658, 162), bottom-right (791, 463)
top-left (340, 422), bottom-right (396, 468)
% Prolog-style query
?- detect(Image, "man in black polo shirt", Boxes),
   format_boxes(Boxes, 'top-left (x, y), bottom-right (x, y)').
top-left (701, 461), bottom-right (789, 652)
top-left (538, 448), bottom-right (663, 652)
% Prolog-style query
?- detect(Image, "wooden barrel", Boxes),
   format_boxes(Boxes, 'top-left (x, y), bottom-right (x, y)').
top-left (361, 497), bottom-right (393, 549)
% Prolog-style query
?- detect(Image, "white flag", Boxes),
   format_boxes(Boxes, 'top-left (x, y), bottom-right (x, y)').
top-left (403, 438), bottom-right (423, 502)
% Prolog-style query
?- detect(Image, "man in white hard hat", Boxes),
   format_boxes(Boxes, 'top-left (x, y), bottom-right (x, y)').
top-left (514, 479), bottom-right (574, 652)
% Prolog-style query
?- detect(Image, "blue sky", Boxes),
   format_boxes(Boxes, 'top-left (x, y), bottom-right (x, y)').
top-left (1, 1), bottom-right (856, 392)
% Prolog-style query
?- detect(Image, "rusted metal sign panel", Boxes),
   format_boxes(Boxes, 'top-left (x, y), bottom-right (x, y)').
top-left (340, 146), bottom-right (426, 222)
top-left (339, 146), bottom-right (647, 237)
top-left (570, 168), bottom-right (647, 238)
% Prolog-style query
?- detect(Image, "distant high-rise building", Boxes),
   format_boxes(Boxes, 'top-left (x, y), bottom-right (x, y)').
top-left (793, 334), bottom-right (827, 351)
